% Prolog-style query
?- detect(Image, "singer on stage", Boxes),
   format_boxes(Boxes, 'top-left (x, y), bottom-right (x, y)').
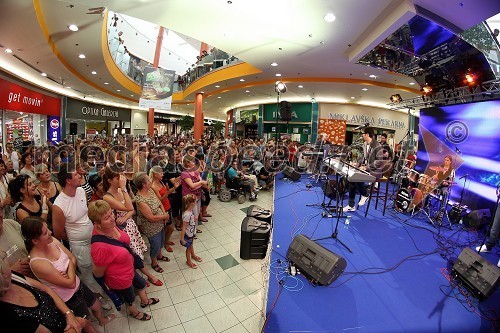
top-left (343, 127), bottom-right (384, 212)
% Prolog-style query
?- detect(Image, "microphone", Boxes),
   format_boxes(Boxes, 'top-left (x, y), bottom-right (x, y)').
top-left (354, 123), bottom-right (370, 130)
top-left (459, 174), bottom-right (468, 180)
top-left (455, 146), bottom-right (462, 154)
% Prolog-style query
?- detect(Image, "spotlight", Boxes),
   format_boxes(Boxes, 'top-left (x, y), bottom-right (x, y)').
top-left (275, 81), bottom-right (287, 94)
top-left (421, 84), bottom-right (433, 95)
top-left (465, 69), bottom-right (477, 84)
top-left (390, 94), bottom-right (402, 103)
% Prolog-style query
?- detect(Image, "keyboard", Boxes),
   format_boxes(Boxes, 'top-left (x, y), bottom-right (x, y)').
top-left (326, 158), bottom-right (375, 183)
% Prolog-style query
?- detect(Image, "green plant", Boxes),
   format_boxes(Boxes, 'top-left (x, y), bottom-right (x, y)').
top-left (177, 115), bottom-right (194, 132)
top-left (213, 121), bottom-right (224, 134)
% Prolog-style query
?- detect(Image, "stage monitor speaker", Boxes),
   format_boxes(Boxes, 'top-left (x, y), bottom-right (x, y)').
top-left (279, 101), bottom-right (292, 122)
top-left (449, 204), bottom-right (468, 224)
top-left (463, 209), bottom-right (491, 228)
top-left (69, 122), bottom-right (78, 135)
top-left (240, 217), bottom-right (271, 260)
top-left (246, 205), bottom-right (273, 224)
top-left (286, 234), bottom-right (347, 286)
top-left (283, 166), bottom-right (300, 181)
top-left (452, 247), bottom-right (500, 299)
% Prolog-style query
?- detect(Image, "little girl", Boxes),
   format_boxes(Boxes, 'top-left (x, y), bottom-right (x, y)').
top-left (180, 194), bottom-right (203, 269)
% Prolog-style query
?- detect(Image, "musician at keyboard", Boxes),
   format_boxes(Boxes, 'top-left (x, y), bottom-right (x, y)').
top-left (343, 127), bottom-right (384, 213)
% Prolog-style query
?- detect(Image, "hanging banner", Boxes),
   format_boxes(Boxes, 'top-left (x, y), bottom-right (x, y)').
top-left (138, 66), bottom-right (175, 110)
top-left (48, 116), bottom-right (61, 143)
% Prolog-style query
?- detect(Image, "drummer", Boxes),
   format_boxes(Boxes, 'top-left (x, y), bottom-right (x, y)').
top-left (428, 155), bottom-right (455, 208)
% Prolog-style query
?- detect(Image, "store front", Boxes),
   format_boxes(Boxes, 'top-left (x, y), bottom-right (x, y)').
top-left (65, 98), bottom-right (132, 139)
top-left (0, 77), bottom-right (61, 150)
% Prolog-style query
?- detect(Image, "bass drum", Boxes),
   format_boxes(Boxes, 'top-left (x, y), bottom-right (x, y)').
top-left (395, 188), bottom-right (423, 213)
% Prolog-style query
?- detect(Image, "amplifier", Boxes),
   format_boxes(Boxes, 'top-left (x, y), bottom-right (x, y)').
top-left (246, 205), bottom-right (273, 224)
top-left (286, 234), bottom-right (347, 286)
top-left (240, 217), bottom-right (271, 260)
top-left (452, 247), bottom-right (500, 299)
top-left (283, 166), bottom-right (301, 181)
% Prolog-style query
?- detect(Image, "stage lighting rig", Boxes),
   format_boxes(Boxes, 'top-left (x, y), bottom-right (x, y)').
top-left (275, 81), bottom-right (287, 94)
top-left (390, 94), bottom-right (402, 103)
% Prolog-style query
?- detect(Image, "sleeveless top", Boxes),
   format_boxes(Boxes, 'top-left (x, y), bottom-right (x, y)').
top-left (0, 272), bottom-right (67, 332)
top-left (37, 181), bottom-right (61, 204)
top-left (29, 242), bottom-right (80, 302)
top-left (135, 189), bottom-right (165, 238)
top-left (16, 195), bottom-right (43, 221)
top-left (181, 170), bottom-right (202, 199)
top-left (158, 182), bottom-right (171, 211)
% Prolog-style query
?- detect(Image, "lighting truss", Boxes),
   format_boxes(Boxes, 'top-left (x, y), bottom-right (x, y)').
top-left (388, 78), bottom-right (500, 110)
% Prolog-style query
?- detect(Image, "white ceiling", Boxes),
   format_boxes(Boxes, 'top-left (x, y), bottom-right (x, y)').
top-left (0, 0), bottom-right (499, 120)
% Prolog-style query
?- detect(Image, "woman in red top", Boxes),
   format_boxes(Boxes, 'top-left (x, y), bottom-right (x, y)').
top-left (180, 155), bottom-right (209, 228)
top-left (150, 166), bottom-right (177, 252)
top-left (89, 200), bottom-right (159, 321)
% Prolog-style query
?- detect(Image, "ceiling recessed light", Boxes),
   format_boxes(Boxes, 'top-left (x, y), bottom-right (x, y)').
top-left (5, 49), bottom-right (13, 53)
top-left (239, 79), bottom-right (245, 82)
top-left (41, 72), bottom-right (47, 77)
top-left (104, 82), bottom-right (109, 85)
top-left (324, 13), bottom-right (336, 22)
top-left (215, 85), bottom-right (220, 88)
top-left (320, 41), bottom-right (326, 45)
top-left (351, 96), bottom-right (355, 99)
top-left (369, 75), bottom-right (377, 78)
top-left (245, 90), bottom-right (250, 93)
top-left (78, 54), bottom-right (86, 59)
top-left (362, 88), bottom-right (368, 91)
top-left (275, 73), bottom-right (282, 77)
top-left (409, 82), bottom-right (415, 85)
top-left (117, 89), bottom-right (121, 92)
top-left (130, 94), bottom-right (134, 97)
top-left (65, 86), bottom-right (71, 89)
top-left (271, 62), bottom-right (278, 67)
top-left (298, 85), bottom-right (303, 88)
top-left (217, 96), bottom-right (222, 99)
top-left (68, 24), bottom-right (79, 31)
top-left (91, 71), bottom-right (97, 75)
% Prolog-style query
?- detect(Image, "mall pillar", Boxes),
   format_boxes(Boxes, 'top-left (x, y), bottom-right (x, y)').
top-left (148, 26), bottom-right (165, 137)
top-left (194, 93), bottom-right (204, 141)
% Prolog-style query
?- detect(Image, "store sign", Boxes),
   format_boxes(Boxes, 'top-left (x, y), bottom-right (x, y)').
top-left (0, 78), bottom-right (60, 116)
top-left (66, 98), bottom-right (131, 121)
top-left (328, 113), bottom-right (406, 129)
top-left (48, 116), bottom-right (61, 143)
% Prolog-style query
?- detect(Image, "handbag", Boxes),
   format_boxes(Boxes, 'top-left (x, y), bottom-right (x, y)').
top-left (91, 234), bottom-right (144, 269)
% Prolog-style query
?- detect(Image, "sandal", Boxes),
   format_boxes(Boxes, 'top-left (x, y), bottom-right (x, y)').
top-left (175, 225), bottom-right (182, 231)
top-left (165, 246), bottom-right (173, 252)
top-left (140, 297), bottom-right (160, 308)
top-left (130, 311), bottom-right (151, 321)
top-left (196, 230), bottom-right (202, 233)
top-left (151, 264), bottom-right (164, 273)
top-left (203, 213), bottom-right (212, 217)
top-left (186, 261), bottom-right (197, 269)
top-left (157, 255), bottom-right (170, 262)
top-left (99, 314), bottom-right (116, 326)
top-left (167, 241), bottom-right (175, 245)
top-left (192, 255), bottom-right (203, 262)
top-left (148, 277), bottom-right (163, 286)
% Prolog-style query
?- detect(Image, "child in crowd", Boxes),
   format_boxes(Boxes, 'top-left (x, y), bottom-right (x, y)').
top-left (180, 194), bottom-right (202, 269)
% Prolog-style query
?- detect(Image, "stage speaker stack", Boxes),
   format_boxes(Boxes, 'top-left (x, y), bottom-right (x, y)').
top-left (246, 205), bottom-right (273, 224)
top-left (283, 166), bottom-right (301, 181)
top-left (463, 209), bottom-right (491, 228)
top-left (452, 247), bottom-right (500, 299)
top-left (279, 101), bottom-right (292, 122)
top-left (69, 122), bottom-right (78, 135)
top-left (240, 217), bottom-right (271, 260)
top-left (286, 234), bottom-right (347, 286)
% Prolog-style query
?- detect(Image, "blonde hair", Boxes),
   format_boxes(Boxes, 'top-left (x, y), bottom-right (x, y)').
top-left (88, 200), bottom-right (111, 224)
top-left (182, 194), bottom-right (196, 212)
top-left (149, 165), bottom-right (163, 179)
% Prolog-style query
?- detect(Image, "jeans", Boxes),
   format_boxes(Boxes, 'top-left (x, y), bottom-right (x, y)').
top-left (348, 182), bottom-right (368, 207)
top-left (148, 230), bottom-right (165, 260)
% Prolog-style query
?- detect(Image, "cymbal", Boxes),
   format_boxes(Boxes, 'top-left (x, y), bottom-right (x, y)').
top-left (430, 166), bottom-right (447, 172)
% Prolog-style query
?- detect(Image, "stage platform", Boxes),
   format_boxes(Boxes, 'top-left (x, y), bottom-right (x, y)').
top-left (264, 174), bottom-right (499, 332)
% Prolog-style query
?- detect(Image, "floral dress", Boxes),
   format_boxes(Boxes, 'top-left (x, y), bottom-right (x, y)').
top-left (135, 189), bottom-right (165, 238)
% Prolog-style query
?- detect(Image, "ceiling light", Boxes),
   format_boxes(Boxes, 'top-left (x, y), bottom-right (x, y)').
top-left (68, 24), bottom-right (78, 31)
top-left (65, 86), bottom-right (71, 89)
top-left (117, 89), bottom-right (121, 92)
top-left (104, 82), bottom-right (109, 85)
top-left (409, 82), bottom-right (415, 85)
top-left (369, 75), bottom-right (377, 78)
top-left (275, 73), bottom-right (282, 77)
top-left (298, 85), bottom-right (303, 88)
top-left (217, 96), bottom-right (222, 99)
top-left (320, 41), bottom-right (326, 44)
top-left (271, 62), bottom-right (278, 67)
top-left (215, 85), bottom-right (220, 88)
top-left (362, 88), bottom-right (368, 91)
top-left (245, 90), bottom-right (250, 93)
top-left (41, 72), bottom-right (47, 77)
top-left (275, 81), bottom-right (287, 94)
top-left (351, 96), bottom-right (355, 99)
top-left (239, 79), bottom-right (245, 82)
top-left (91, 71), bottom-right (97, 75)
top-left (324, 13), bottom-right (336, 22)
top-left (78, 54), bottom-right (86, 59)
top-left (5, 49), bottom-right (13, 53)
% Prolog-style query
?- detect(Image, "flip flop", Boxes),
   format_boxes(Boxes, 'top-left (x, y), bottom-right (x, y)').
top-left (157, 255), bottom-right (170, 262)
top-left (151, 264), bottom-right (164, 273)
top-left (129, 311), bottom-right (151, 321)
top-left (186, 261), bottom-right (197, 269)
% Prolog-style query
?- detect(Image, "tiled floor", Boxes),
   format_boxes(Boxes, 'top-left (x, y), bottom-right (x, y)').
top-left (91, 189), bottom-right (273, 333)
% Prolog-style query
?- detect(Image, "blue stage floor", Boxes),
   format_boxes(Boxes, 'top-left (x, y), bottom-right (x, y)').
top-left (264, 175), bottom-right (499, 333)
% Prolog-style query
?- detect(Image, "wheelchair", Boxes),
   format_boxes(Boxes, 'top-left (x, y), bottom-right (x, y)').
top-left (218, 170), bottom-right (257, 204)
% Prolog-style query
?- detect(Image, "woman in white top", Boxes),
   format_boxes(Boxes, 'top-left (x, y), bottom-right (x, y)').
top-left (3, 143), bottom-right (21, 172)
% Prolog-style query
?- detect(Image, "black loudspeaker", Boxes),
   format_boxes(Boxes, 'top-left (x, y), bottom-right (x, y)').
top-left (69, 122), bottom-right (78, 135)
top-left (449, 204), bottom-right (468, 224)
top-left (246, 205), bottom-right (273, 224)
top-left (452, 247), bottom-right (500, 299)
top-left (283, 166), bottom-right (300, 181)
top-left (463, 209), bottom-right (491, 228)
top-left (287, 234), bottom-right (347, 286)
top-left (240, 217), bottom-right (271, 260)
top-left (279, 101), bottom-right (292, 122)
